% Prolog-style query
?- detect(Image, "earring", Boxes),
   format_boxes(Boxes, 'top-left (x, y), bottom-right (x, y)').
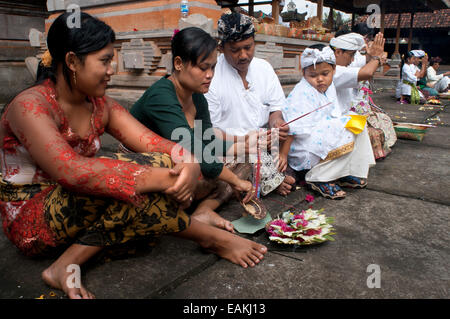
top-left (73, 71), bottom-right (77, 86)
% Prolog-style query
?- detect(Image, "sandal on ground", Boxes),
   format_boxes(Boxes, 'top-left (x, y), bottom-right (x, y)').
top-left (240, 197), bottom-right (267, 220)
top-left (306, 182), bottom-right (346, 200)
top-left (337, 176), bottom-right (367, 189)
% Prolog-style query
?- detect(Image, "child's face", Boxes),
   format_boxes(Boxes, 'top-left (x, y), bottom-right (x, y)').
top-left (303, 62), bottom-right (335, 93)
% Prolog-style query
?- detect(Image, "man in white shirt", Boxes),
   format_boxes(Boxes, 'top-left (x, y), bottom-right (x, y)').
top-left (427, 56), bottom-right (450, 93)
top-left (320, 30), bottom-right (386, 187)
top-left (330, 31), bottom-right (386, 113)
top-left (206, 12), bottom-right (295, 196)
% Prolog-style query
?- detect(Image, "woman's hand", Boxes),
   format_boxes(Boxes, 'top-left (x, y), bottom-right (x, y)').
top-left (232, 179), bottom-right (255, 204)
top-left (244, 130), bottom-right (273, 154)
top-left (164, 162), bottom-right (200, 203)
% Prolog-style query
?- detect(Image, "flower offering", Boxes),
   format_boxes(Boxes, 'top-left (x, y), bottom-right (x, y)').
top-left (266, 209), bottom-right (335, 245)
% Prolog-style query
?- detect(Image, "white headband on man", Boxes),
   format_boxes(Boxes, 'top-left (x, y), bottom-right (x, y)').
top-left (330, 32), bottom-right (365, 51)
top-left (301, 46), bottom-right (336, 69)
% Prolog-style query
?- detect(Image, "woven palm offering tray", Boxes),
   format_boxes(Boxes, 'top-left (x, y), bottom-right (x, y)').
top-left (393, 122), bottom-right (435, 142)
top-left (265, 209), bottom-right (335, 245)
top-left (438, 91), bottom-right (450, 99)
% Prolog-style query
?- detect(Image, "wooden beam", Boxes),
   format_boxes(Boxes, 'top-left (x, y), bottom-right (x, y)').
top-left (272, 0), bottom-right (279, 24)
top-left (317, 0), bottom-right (323, 19)
top-left (249, 0), bottom-right (254, 17)
top-left (394, 13), bottom-right (401, 54)
top-left (380, 1), bottom-right (385, 34)
top-left (408, 12), bottom-right (414, 51)
top-left (328, 7), bottom-right (334, 29)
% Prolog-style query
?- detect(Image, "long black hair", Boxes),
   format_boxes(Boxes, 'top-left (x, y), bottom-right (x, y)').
top-left (400, 51), bottom-right (415, 78)
top-left (171, 27), bottom-right (217, 69)
top-left (37, 11), bottom-right (115, 88)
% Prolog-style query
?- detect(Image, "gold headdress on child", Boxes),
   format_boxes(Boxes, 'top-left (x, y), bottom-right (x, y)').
top-left (41, 50), bottom-right (52, 68)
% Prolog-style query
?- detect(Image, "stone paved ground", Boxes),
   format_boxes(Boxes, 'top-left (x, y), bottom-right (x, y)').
top-left (0, 89), bottom-right (449, 303)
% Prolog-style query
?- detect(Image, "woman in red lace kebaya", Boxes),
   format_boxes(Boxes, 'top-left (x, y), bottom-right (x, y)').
top-left (0, 12), bottom-right (267, 299)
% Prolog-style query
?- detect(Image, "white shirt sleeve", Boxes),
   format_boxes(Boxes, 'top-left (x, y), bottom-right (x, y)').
top-left (427, 66), bottom-right (444, 82)
top-left (349, 51), bottom-right (367, 68)
top-left (333, 65), bottom-right (360, 90)
top-left (402, 64), bottom-right (418, 83)
top-left (204, 78), bottom-right (223, 128)
top-left (263, 61), bottom-right (286, 113)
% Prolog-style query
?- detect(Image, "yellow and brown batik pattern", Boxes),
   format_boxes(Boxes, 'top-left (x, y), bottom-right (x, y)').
top-left (1, 152), bottom-right (190, 256)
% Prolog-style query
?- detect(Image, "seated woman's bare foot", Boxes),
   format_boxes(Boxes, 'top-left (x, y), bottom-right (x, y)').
top-left (42, 264), bottom-right (95, 299)
top-left (276, 175), bottom-right (296, 196)
top-left (201, 228), bottom-right (267, 268)
top-left (192, 206), bottom-right (235, 233)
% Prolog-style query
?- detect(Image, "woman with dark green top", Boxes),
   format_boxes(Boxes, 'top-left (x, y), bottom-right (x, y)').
top-left (130, 27), bottom-right (256, 234)
top-left (131, 76), bottom-right (228, 180)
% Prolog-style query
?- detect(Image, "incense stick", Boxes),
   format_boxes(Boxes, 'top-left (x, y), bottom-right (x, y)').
top-left (281, 102), bottom-right (332, 127)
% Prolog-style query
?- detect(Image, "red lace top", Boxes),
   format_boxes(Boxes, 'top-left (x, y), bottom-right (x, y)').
top-left (0, 79), bottom-right (178, 204)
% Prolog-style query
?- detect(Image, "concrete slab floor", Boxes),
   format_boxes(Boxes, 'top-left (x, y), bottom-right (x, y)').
top-left (0, 91), bottom-right (449, 303)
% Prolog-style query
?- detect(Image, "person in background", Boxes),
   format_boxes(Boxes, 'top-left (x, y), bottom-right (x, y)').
top-left (427, 56), bottom-right (450, 93)
top-left (348, 23), bottom-right (397, 160)
top-left (396, 50), bottom-right (428, 104)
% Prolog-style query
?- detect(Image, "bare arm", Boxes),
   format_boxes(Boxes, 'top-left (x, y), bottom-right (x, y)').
top-left (105, 97), bottom-right (200, 203)
top-left (278, 135), bottom-right (294, 172)
top-left (6, 93), bottom-right (178, 203)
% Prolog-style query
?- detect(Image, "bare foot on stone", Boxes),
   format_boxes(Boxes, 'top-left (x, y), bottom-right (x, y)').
top-left (276, 175), bottom-right (296, 196)
top-left (42, 264), bottom-right (95, 299)
top-left (192, 206), bottom-right (235, 233)
top-left (200, 228), bottom-right (267, 268)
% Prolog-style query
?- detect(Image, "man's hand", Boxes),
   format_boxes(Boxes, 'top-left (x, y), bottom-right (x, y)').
top-left (366, 32), bottom-right (385, 59)
top-left (269, 111), bottom-right (289, 142)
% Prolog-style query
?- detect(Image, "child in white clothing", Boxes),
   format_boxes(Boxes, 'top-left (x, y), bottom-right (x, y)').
top-left (280, 44), bottom-right (375, 199)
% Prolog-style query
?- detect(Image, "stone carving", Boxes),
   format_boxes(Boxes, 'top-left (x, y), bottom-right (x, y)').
top-left (119, 38), bottom-right (161, 74)
top-left (255, 42), bottom-right (284, 70)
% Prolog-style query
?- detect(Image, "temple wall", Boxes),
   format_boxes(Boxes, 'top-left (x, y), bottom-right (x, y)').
top-left (0, 2), bottom-right (46, 103)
